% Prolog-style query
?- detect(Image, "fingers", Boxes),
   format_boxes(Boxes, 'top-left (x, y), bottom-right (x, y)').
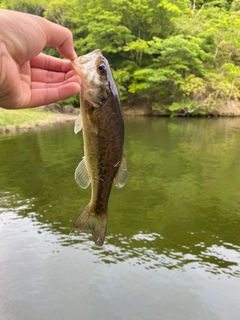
top-left (30, 53), bottom-right (81, 89)
top-left (29, 54), bottom-right (81, 107)
top-left (30, 53), bottom-right (73, 72)
top-left (31, 73), bottom-right (81, 89)
top-left (31, 68), bottom-right (77, 84)
top-left (27, 82), bottom-right (81, 108)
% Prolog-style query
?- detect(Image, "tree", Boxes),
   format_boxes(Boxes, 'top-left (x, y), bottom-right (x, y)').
top-left (2, 0), bottom-right (240, 113)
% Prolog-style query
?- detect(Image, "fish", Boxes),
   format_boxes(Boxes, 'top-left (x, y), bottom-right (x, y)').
top-left (71, 49), bottom-right (128, 246)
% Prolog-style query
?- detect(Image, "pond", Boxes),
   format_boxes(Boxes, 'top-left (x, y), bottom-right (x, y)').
top-left (0, 117), bottom-right (240, 320)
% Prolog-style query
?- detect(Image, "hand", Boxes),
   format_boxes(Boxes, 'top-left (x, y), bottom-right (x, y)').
top-left (0, 9), bottom-right (81, 109)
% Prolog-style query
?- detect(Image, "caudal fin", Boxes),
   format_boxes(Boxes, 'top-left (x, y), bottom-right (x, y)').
top-left (73, 206), bottom-right (107, 246)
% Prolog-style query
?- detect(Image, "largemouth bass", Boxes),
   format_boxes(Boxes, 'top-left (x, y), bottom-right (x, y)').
top-left (71, 49), bottom-right (127, 246)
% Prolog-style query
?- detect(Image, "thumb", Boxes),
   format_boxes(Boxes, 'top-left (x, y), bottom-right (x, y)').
top-left (43, 20), bottom-right (78, 60)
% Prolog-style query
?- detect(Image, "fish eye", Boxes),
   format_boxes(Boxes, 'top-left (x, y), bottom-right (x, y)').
top-left (98, 64), bottom-right (105, 72)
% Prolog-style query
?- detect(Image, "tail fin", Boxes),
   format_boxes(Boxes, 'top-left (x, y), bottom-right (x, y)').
top-left (73, 205), bottom-right (107, 246)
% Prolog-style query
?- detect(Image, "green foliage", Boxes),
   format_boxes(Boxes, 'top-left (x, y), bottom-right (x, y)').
top-left (1, 0), bottom-right (46, 14)
top-left (128, 35), bottom-right (212, 103)
top-left (181, 75), bottom-right (207, 100)
top-left (231, 0), bottom-right (240, 10)
top-left (43, 0), bottom-right (73, 26)
top-left (1, 0), bottom-right (240, 114)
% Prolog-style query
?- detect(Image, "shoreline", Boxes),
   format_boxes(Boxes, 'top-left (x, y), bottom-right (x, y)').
top-left (2, 102), bottom-right (240, 135)
top-left (0, 106), bottom-right (78, 135)
top-left (0, 115), bottom-right (76, 135)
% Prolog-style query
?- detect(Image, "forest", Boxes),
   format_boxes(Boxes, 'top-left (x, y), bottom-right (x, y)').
top-left (1, 0), bottom-right (240, 115)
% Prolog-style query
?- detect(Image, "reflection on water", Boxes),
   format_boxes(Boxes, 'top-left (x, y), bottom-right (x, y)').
top-left (0, 118), bottom-right (240, 320)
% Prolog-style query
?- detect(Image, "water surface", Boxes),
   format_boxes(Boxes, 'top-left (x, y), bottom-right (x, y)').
top-left (0, 117), bottom-right (240, 320)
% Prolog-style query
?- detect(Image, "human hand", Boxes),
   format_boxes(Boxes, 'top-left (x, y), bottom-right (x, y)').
top-left (0, 9), bottom-right (81, 109)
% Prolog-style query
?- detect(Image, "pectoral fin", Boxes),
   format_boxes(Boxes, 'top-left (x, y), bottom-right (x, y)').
top-left (114, 155), bottom-right (128, 189)
top-left (74, 113), bottom-right (82, 134)
top-left (75, 157), bottom-right (90, 189)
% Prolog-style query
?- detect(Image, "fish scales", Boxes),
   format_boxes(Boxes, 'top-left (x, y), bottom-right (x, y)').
top-left (71, 49), bottom-right (127, 246)
top-left (83, 95), bottom-right (123, 214)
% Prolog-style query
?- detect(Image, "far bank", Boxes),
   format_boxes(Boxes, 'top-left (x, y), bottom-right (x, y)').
top-left (0, 106), bottom-right (78, 135)
top-left (2, 101), bottom-right (240, 135)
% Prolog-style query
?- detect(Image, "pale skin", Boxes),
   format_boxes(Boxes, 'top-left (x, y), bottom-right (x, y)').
top-left (0, 9), bottom-right (81, 109)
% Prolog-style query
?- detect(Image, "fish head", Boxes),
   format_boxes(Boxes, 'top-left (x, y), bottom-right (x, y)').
top-left (71, 49), bottom-right (117, 107)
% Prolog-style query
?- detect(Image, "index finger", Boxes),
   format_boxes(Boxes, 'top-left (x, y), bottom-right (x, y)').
top-left (30, 53), bottom-right (73, 72)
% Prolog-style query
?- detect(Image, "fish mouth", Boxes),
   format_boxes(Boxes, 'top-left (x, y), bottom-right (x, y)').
top-left (71, 49), bottom-right (102, 67)
top-left (71, 49), bottom-right (102, 81)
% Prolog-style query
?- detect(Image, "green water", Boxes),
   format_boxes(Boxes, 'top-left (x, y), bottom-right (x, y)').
top-left (0, 117), bottom-right (240, 320)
